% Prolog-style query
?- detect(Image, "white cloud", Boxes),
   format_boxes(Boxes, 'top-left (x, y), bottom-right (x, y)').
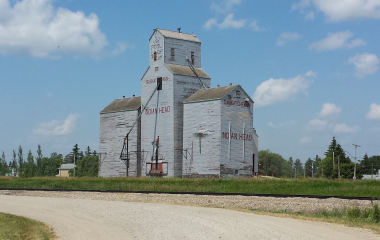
top-left (309, 31), bottom-right (365, 51)
top-left (33, 113), bottom-right (78, 136)
top-left (305, 12), bottom-right (315, 19)
top-left (203, 18), bottom-right (218, 30)
top-left (366, 103), bottom-right (380, 119)
top-left (293, 0), bottom-right (380, 22)
top-left (277, 32), bottom-right (301, 46)
top-left (203, 13), bottom-right (246, 29)
top-left (0, 0), bottom-right (127, 58)
top-left (308, 119), bottom-right (327, 131)
top-left (348, 53), bottom-right (379, 78)
top-left (334, 123), bottom-right (358, 133)
top-left (250, 19), bottom-right (264, 31)
top-left (253, 71), bottom-right (315, 108)
top-left (211, 0), bottom-right (242, 13)
top-left (320, 103), bottom-right (341, 116)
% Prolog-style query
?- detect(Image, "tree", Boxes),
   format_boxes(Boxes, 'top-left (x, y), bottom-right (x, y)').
top-left (70, 155), bottom-right (99, 177)
top-left (36, 145), bottom-right (43, 176)
top-left (304, 158), bottom-right (314, 177)
top-left (85, 146), bottom-right (92, 157)
top-left (24, 150), bottom-right (36, 178)
top-left (12, 150), bottom-right (17, 174)
top-left (17, 146), bottom-right (24, 177)
top-left (294, 158), bottom-right (304, 178)
top-left (258, 150), bottom-right (293, 178)
top-left (360, 154), bottom-right (380, 175)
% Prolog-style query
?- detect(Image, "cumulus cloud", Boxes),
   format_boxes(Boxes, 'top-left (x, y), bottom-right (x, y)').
top-left (203, 13), bottom-right (246, 29)
top-left (308, 119), bottom-right (327, 131)
top-left (250, 19), bottom-right (264, 31)
top-left (211, 0), bottom-right (242, 13)
top-left (0, 0), bottom-right (127, 58)
top-left (309, 31), bottom-right (365, 51)
top-left (333, 123), bottom-right (358, 133)
top-left (277, 32), bottom-right (301, 46)
top-left (348, 53), bottom-right (379, 78)
top-left (366, 103), bottom-right (380, 119)
top-left (320, 103), bottom-right (341, 116)
top-left (253, 71), bottom-right (315, 108)
top-left (33, 113), bottom-right (78, 136)
top-left (292, 0), bottom-right (380, 22)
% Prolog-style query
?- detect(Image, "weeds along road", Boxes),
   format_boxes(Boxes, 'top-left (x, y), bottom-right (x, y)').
top-left (0, 194), bottom-right (378, 240)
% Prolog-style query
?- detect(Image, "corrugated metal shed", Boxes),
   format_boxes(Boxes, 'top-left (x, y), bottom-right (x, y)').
top-left (165, 63), bottom-right (210, 79)
top-left (152, 29), bottom-right (201, 43)
top-left (59, 164), bottom-right (76, 170)
top-left (100, 96), bottom-right (141, 114)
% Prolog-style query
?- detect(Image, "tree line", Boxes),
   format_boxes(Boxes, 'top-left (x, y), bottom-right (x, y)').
top-left (258, 136), bottom-right (378, 179)
top-left (0, 144), bottom-right (98, 177)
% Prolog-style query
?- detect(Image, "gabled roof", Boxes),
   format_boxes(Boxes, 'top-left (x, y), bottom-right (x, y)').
top-left (151, 29), bottom-right (201, 43)
top-left (184, 85), bottom-right (254, 103)
top-left (165, 63), bottom-right (210, 78)
top-left (100, 96), bottom-right (141, 114)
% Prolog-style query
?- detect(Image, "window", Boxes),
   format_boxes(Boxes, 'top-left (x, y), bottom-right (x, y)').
top-left (171, 48), bottom-right (174, 56)
top-left (154, 52), bottom-right (157, 61)
top-left (236, 91), bottom-right (241, 98)
top-left (155, 67), bottom-right (159, 72)
top-left (191, 51), bottom-right (194, 65)
top-left (228, 95), bottom-right (231, 100)
top-left (235, 170), bottom-right (239, 175)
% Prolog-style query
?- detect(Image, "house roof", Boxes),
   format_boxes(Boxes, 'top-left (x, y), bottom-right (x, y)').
top-left (184, 85), bottom-right (254, 103)
top-left (165, 64), bottom-right (210, 79)
top-left (100, 96), bottom-right (141, 114)
top-left (59, 164), bottom-right (76, 170)
top-left (151, 29), bottom-right (201, 43)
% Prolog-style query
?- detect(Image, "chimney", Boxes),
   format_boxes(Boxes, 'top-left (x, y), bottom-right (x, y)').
top-left (177, 27), bottom-right (181, 33)
top-left (123, 96), bottom-right (125, 98)
top-left (133, 95), bottom-right (135, 97)
top-left (217, 85), bottom-right (220, 87)
top-left (229, 83), bottom-right (232, 86)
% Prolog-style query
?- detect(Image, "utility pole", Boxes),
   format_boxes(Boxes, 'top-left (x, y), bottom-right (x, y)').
top-left (74, 154), bottom-right (76, 178)
top-left (353, 144), bottom-right (360, 180)
top-left (338, 155), bottom-right (340, 180)
top-left (372, 163), bottom-right (374, 179)
top-left (333, 152), bottom-right (335, 170)
top-left (312, 162), bottom-right (314, 178)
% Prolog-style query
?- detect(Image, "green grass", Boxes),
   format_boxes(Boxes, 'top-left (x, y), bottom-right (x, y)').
top-left (0, 212), bottom-right (56, 240)
top-left (1, 177), bottom-right (380, 197)
top-left (259, 203), bottom-right (380, 234)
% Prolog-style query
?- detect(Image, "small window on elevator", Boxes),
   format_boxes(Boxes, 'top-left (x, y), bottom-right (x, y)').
top-left (191, 51), bottom-right (194, 65)
top-left (227, 95), bottom-right (232, 100)
top-left (154, 52), bottom-right (157, 61)
top-left (236, 91), bottom-right (241, 98)
top-left (171, 48), bottom-right (175, 57)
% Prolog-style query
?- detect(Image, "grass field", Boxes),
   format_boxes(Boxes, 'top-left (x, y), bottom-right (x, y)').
top-left (0, 212), bottom-right (56, 240)
top-left (1, 176), bottom-right (380, 197)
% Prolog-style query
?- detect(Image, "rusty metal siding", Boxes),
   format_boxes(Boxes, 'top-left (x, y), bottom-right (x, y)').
top-left (220, 86), bottom-right (254, 177)
top-left (164, 37), bottom-right (201, 68)
top-left (99, 110), bottom-right (140, 177)
top-left (182, 100), bottom-right (221, 177)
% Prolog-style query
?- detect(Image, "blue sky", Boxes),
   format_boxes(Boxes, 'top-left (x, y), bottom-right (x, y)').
top-left (1, 0), bottom-right (379, 162)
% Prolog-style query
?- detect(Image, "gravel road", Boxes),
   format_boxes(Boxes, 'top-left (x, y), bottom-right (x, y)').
top-left (0, 191), bottom-right (379, 240)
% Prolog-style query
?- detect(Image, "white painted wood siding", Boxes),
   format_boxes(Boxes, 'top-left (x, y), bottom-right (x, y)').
top-left (99, 109), bottom-right (140, 177)
top-left (220, 86), bottom-right (254, 177)
top-left (164, 38), bottom-right (201, 68)
top-left (182, 100), bottom-right (221, 177)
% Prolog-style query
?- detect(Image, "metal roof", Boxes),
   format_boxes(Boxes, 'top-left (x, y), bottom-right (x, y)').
top-left (100, 96), bottom-right (141, 114)
top-left (184, 85), bottom-right (254, 103)
top-left (153, 29), bottom-right (201, 43)
top-left (59, 164), bottom-right (76, 170)
top-left (165, 64), bottom-right (210, 78)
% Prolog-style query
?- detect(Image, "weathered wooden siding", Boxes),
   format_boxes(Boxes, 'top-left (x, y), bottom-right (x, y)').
top-left (220, 86), bottom-right (254, 177)
top-left (99, 109), bottom-right (140, 177)
top-left (182, 100), bottom-right (221, 177)
top-left (173, 75), bottom-right (211, 177)
top-left (141, 31), bottom-right (175, 176)
top-left (164, 37), bottom-right (201, 68)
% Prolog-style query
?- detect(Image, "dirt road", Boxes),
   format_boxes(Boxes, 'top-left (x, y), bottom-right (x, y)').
top-left (0, 194), bottom-right (378, 240)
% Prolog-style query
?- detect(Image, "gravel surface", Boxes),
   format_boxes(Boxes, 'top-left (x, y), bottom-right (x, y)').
top-left (1, 190), bottom-right (379, 213)
top-left (0, 192), bottom-right (379, 240)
